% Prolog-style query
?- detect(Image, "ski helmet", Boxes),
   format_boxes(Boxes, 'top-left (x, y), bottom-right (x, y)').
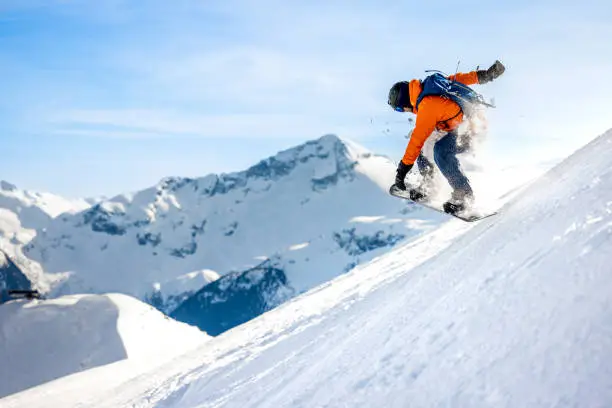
top-left (388, 81), bottom-right (412, 111)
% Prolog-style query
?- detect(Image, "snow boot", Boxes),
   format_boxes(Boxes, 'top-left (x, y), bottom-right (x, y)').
top-left (443, 189), bottom-right (474, 215)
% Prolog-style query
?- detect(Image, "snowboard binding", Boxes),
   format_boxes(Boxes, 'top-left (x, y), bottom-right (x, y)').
top-left (442, 201), bottom-right (465, 215)
top-left (408, 189), bottom-right (427, 202)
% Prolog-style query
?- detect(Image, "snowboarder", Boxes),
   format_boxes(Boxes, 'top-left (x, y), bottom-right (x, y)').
top-left (388, 60), bottom-right (505, 213)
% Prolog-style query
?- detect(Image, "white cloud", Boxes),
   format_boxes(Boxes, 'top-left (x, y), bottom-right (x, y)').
top-left (50, 109), bottom-right (368, 139)
top-left (50, 129), bottom-right (164, 139)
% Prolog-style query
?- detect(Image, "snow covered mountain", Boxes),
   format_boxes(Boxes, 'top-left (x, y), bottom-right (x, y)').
top-left (0, 293), bottom-right (208, 398)
top-left (4, 128), bottom-right (610, 408)
top-left (24, 135), bottom-right (446, 323)
top-left (0, 181), bottom-right (91, 294)
top-left (0, 179), bottom-right (91, 243)
top-left (170, 257), bottom-right (295, 335)
top-left (0, 250), bottom-right (31, 303)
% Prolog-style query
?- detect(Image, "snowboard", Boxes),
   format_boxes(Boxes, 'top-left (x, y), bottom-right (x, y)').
top-left (389, 185), bottom-right (497, 222)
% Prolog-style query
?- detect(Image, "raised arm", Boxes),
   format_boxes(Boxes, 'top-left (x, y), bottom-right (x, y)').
top-left (450, 60), bottom-right (506, 85)
top-left (448, 71), bottom-right (479, 85)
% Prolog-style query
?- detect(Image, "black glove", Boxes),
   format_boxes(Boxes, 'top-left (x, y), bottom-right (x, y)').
top-left (394, 161), bottom-right (413, 190)
top-left (477, 60), bottom-right (505, 84)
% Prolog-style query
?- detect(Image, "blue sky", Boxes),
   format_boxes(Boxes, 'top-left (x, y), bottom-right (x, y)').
top-left (1, 0), bottom-right (611, 197)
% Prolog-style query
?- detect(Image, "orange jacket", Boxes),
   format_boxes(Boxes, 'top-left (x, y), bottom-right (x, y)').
top-left (401, 71), bottom-right (480, 165)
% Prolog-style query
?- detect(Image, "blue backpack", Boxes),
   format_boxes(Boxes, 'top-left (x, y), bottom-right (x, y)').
top-left (415, 73), bottom-right (493, 116)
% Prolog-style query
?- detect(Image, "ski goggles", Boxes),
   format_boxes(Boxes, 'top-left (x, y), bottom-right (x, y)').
top-left (394, 106), bottom-right (404, 112)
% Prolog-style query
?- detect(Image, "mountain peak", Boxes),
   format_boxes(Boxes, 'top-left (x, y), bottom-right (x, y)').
top-left (147, 135), bottom-right (360, 198)
top-left (314, 133), bottom-right (343, 146)
top-left (141, 134), bottom-right (381, 201)
top-left (217, 134), bottom-right (360, 190)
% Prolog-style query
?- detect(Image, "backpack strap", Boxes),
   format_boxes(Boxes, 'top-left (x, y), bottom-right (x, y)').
top-left (415, 73), bottom-right (490, 116)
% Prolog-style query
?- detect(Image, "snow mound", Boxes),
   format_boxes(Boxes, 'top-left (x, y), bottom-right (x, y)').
top-left (0, 293), bottom-right (208, 398)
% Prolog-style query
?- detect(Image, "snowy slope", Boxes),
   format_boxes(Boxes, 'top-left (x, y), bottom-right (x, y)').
top-left (25, 135), bottom-right (446, 314)
top-left (4, 129), bottom-right (610, 408)
top-left (0, 181), bottom-right (91, 292)
top-left (0, 293), bottom-right (208, 398)
top-left (0, 180), bottom-right (90, 224)
top-left (0, 179), bottom-right (91, 245)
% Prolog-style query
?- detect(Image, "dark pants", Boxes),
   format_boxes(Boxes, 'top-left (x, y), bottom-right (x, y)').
top-left (416, 130), bottom-right (472, 195)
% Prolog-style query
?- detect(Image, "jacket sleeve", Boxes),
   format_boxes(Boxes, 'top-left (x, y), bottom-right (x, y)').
top-left (448, 71), bottom-right (479, 85)
top-left (401, 100), bottom-right (438, 165)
